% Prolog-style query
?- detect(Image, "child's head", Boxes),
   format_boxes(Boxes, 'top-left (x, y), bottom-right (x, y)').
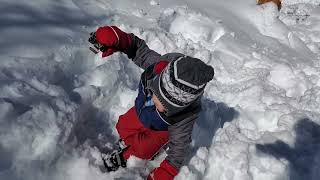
top-left (148, 56), bottom-right (214, 116)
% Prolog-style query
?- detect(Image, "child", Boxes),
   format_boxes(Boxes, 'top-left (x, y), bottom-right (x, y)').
top-left (93, 26), bottom-right (214, 180)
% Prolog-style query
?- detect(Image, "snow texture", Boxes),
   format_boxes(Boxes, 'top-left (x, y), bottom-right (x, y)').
top-left (0, 0), bottom-right (320, 180)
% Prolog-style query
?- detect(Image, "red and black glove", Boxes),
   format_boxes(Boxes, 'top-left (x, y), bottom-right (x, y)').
top-left (147, 160), bottom-right (178, 180)
top-left (95, 26), bottom-right (132, 57)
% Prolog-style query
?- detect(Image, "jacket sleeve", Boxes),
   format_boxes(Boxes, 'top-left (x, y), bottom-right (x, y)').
top-left (165, 114), bottom-right (197, 169)
top-left (124, 34), bottom-right (162, 70)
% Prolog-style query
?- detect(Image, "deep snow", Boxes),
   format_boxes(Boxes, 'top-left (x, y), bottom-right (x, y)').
top-left (1, 0), bottom-right (320, 180)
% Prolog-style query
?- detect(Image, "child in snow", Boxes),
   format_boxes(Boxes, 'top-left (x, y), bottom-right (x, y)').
top-left (92, 26), bottom-right (214, 180)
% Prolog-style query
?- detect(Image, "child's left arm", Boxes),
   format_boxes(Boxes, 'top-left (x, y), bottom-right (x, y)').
top-left (148, 115), bottom-right (198, 180)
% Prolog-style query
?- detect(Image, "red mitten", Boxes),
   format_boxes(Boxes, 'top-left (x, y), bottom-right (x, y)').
top-left (147, 160), bottom-right (178, 180)
top-left (101, 47), bottom-right (118, 58)
top-left (95, 26), bottom-right (132, 57)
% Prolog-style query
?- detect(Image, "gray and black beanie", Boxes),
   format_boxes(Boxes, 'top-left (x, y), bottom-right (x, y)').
top-left (148, 55), bottom-right (214, 116)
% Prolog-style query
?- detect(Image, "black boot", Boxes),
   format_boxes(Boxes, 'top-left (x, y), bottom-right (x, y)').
top-left (102, 139), bottom-right (128, 172)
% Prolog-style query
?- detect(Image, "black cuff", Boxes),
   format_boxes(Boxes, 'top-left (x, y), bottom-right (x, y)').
top-left (124, 33), bottom-right (138, 59)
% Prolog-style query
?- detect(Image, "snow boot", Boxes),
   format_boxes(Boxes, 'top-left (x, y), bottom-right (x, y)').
top-left (102, 139), bottom-right (128, 172)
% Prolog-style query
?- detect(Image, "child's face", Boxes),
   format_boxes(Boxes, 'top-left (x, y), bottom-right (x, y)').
top-left (151, 94), bottom-right (166, 112)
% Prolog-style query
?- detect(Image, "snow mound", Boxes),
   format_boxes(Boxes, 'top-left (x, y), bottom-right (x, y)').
top-left (268, 63), bottom-right (310, 97)
top-left (168, 8), bottom-right (226, 44)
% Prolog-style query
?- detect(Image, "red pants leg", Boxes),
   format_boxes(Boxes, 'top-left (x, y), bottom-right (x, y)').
top-left (116, 107), bottom-right (169, 160)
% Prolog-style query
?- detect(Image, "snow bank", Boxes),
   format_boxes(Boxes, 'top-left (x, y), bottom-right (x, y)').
top-left (282, 0), bottom-right (320, 5)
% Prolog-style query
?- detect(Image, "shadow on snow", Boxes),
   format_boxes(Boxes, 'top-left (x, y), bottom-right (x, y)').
top-left (186, 98), bottom-right (239, 174)
top-left (0, 1), bottom-right (106, 54)
top-left (256, 118), bottom-right (320, 180)
top-left (67, 103), bottom-right (117, 154)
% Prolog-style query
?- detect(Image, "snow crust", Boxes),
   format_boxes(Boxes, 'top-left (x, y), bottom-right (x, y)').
top-left (1, 0), bottom-right (320, 180)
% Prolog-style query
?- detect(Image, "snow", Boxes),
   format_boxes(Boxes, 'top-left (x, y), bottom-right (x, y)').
top-left (282, 0), bottom-right (320, 5)
top-left (150, 1), bottom-right (160, 6)
top-left (268, 63), bottom-right (310, 97)
top-left (1, 0), bottom-right (320, 180)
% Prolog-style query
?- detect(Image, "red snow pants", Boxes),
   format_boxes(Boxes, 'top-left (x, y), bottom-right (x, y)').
top-left (116, 107), bottom-right (169, 160)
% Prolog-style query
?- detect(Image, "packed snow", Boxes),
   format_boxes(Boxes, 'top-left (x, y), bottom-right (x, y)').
top-left (0, 0), bottom-right (320, 180)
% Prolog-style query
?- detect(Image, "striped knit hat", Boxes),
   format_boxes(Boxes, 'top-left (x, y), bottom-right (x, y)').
top-left (147, 56), bottom-right (214, 116)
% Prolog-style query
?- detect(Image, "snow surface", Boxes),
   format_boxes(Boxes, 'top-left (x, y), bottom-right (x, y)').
top-left (1, 0), bottom-right (320, 180)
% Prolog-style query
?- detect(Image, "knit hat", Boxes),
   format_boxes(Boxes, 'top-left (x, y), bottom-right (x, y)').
top-left (147, 56), bottom-right (214, 116)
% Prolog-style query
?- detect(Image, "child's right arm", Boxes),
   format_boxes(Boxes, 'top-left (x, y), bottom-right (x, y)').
top-left (95, 26), bottom-right (162, 70)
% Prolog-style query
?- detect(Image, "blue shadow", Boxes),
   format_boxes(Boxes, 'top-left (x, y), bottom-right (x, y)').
top-left (256, 118), bottom-right (320, 180)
